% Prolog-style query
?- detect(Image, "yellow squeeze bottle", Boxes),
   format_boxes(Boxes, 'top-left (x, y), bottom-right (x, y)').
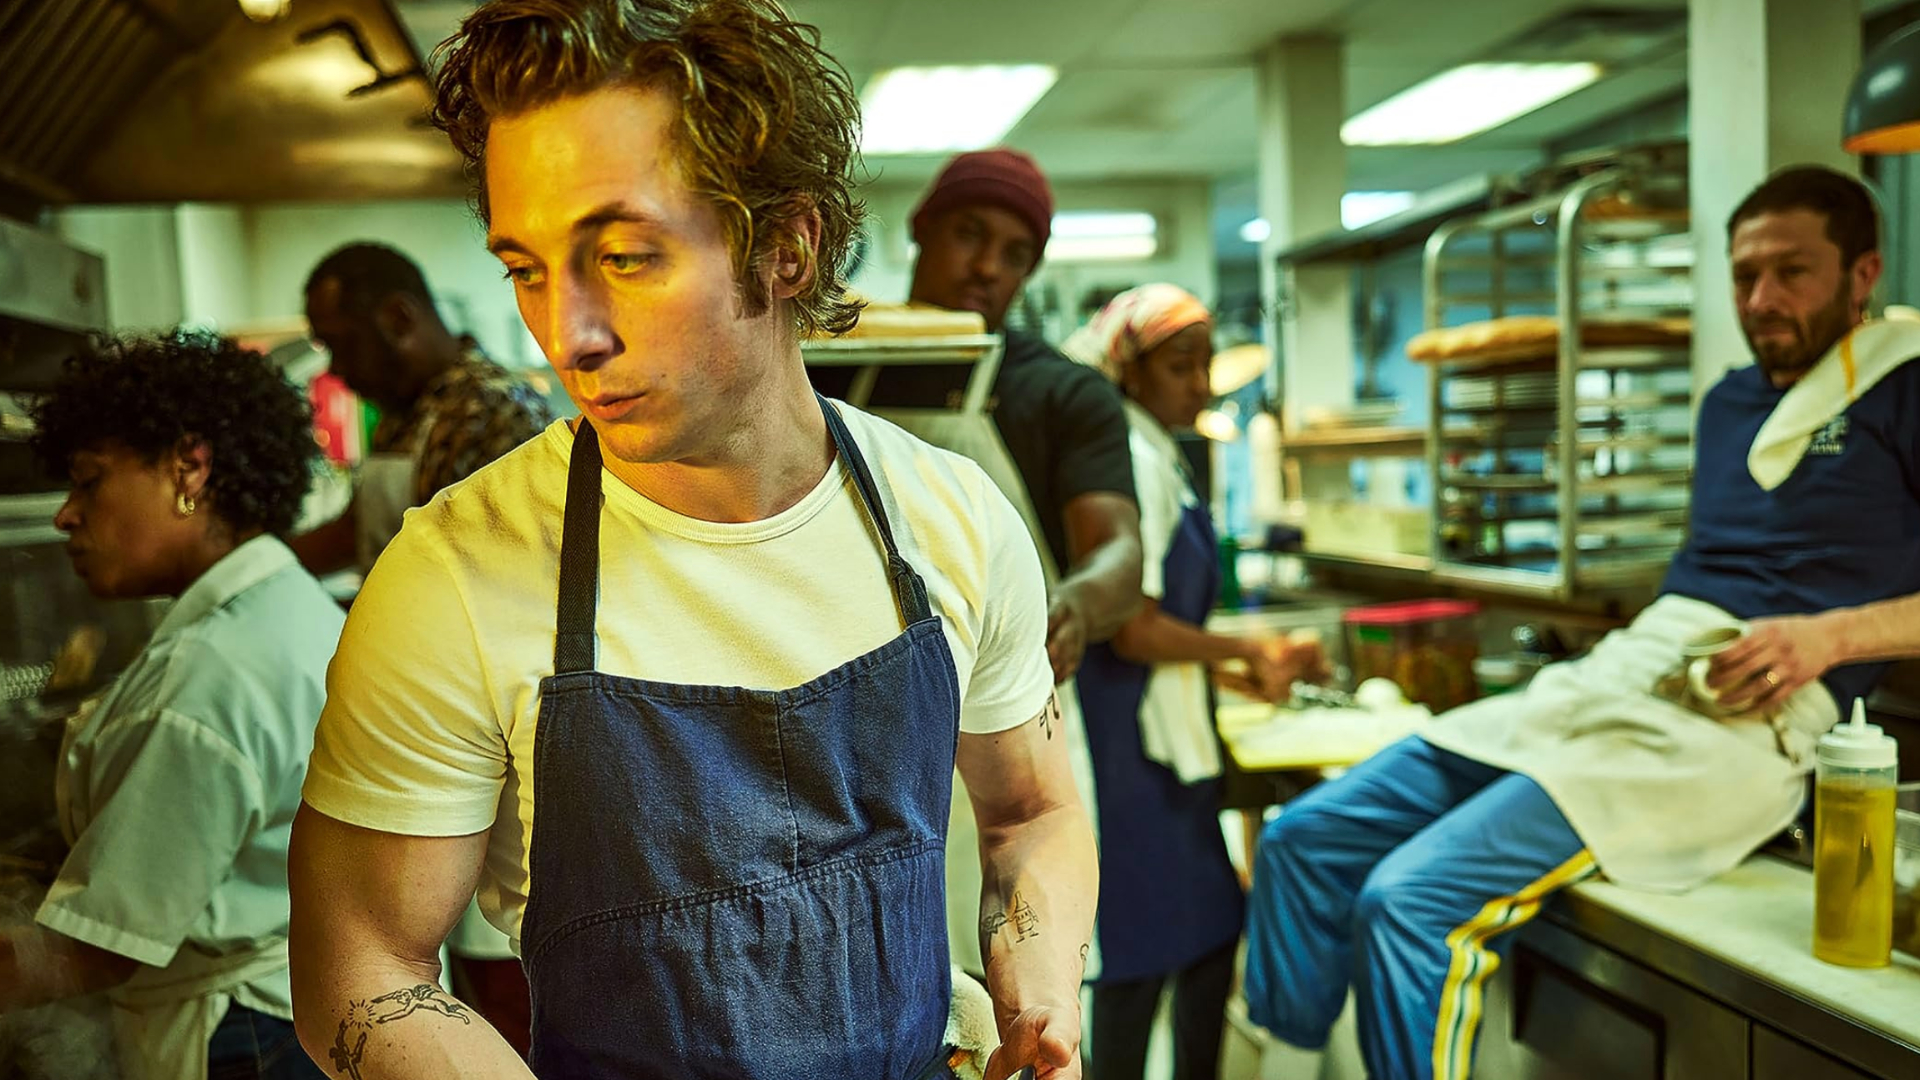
top-left (1813, 698), bottom-right (1898, 967)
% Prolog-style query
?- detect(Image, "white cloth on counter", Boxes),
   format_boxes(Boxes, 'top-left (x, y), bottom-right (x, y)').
top-left (38, 535), bottom-right (343, 1079)
top-left (304, 409), bottom-right (1054, 953)
top-left (1124, 398), bottom-right (1219, 784)
top-left (1748, 308), bottom-right (1920, 490)
top-left (1420, 594), bottom-right (1838, 893)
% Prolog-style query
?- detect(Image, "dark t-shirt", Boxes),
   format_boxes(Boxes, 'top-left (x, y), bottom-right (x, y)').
top-left (1662, 358), bottom-right (1920, 706)
top-left (808, 329), bottom-right (1136, 572)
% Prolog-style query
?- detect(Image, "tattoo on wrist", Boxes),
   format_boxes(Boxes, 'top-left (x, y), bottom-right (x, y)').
top-left (329, 984), bottom-right (473, 1077)
top-left (982, 890), bottom-right (1042, 944)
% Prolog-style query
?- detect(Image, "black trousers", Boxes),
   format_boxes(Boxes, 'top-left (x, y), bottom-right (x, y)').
top-left (1088, 940), bottom-right (1237, 1080)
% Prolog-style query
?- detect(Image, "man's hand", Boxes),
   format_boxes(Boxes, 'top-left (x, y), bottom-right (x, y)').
top-left (984, 1005), bottom-right (1081, 1080)
top-left (1045, 593), bottom-right (1089, 685)
top-left (1709, 615), bottom-right (1844, 712)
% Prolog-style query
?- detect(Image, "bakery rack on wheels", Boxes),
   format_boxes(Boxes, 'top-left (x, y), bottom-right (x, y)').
top-left (1417, 145), bottom-right (1695, 602)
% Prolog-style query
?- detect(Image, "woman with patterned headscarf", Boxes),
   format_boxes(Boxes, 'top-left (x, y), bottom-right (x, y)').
top-left (1062, 285), bottom-right (1327, 1080)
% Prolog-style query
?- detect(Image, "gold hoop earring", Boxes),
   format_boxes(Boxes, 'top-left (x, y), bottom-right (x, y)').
top-left (175, 493), bottom-right (196, 517)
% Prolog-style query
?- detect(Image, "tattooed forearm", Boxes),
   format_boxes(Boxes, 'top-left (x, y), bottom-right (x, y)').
top-left (982, 890), bottom-right (1043, 944)
top-left (327, 985), bottom-right (473, 1077)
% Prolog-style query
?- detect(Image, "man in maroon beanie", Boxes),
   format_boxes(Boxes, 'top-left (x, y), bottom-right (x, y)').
top-left (905, 148), bottom-right (1144, 686)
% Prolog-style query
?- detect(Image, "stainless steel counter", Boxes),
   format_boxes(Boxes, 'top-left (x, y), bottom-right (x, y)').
top-left (1478, 857), bottom-right (1920, 1078)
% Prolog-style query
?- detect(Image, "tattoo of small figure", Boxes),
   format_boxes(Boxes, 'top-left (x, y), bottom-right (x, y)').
top-left (1012, 892), bottom-right (1040, 940)
top-left (369, 983), bottom-right (473, 1025)
top-left (328, 985), bottom-right (473, 1077)
top-left (984, 890), bottom-right (1043, 943)
top-left (1079, 942), bottom-right (1090, 974)
top-left (329, 1004), bottom-right (373, 1080)
top-left (1039, 695), bottom-right (1061, 741)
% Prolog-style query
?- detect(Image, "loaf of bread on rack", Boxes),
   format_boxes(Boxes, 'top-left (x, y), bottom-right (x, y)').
top-left (1406, 315), bottom-right (1691, 366)
top-left (809, 298), bottom-right (988, 339)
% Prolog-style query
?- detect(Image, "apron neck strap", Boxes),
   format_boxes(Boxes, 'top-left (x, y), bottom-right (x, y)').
top-left (816, 395), bottom-right (934, 626)
top-left (552, 401), bottom-right (935, 675)
top-left (554, 420), bottom-right (604, 675)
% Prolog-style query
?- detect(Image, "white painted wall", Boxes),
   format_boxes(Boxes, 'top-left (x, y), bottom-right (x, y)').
top-left (52, 206), bottom-right (186, 334)
top-left (1688, 0), bottom-right (1861, 397)
top-left (176, 204), bottom-right (252, 332)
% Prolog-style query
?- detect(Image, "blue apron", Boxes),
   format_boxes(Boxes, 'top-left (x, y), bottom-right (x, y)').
top-left (522, 400), bottom-right (960, 1078)
top-left (1076, 498), bottom-right (1245, 984)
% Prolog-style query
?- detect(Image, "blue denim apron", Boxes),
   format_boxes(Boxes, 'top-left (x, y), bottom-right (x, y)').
top-left (522, 400), bottom-right (960, 1078)
top-left (1076, 499), bottom-right (1245, 983)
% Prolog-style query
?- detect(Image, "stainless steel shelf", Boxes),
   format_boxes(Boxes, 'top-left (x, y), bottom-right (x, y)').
top-left (1424, 161), bottom-right (1695, 602)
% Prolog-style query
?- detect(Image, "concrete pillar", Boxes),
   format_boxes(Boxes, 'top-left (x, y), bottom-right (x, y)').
top-left (1690, 0), bottom-right (1861, 394)
top-left (1256, 35), bottom-right (1352, 425)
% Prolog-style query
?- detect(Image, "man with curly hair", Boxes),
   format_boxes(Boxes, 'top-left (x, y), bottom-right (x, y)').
top-left (290, 242), bottom-right (552, 578)
top-left (288, 2), bottom-right (1096, 1079)
top-left (11, 333), bottom-right (342, 1079)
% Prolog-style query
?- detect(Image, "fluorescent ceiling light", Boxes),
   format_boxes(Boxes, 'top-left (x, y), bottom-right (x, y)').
top-left (860, 65), bottom-right (1058, 155)
top-left (1342, 62), bottom-right (1604, 146)
top-left (1236, 193), bottom-right (1414, 245)
top-left (1341, 191), bottom-right (1416, 229)
top-left (1049, 211), bottom-right (1158, 262)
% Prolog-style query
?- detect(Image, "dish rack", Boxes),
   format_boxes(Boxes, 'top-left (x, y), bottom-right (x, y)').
top-left (1420, 151), bottom-right (1694, 600)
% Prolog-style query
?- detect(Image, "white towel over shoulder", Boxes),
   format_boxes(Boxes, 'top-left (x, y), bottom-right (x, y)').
top-left (1748, 307), bottom-right (1920, 490)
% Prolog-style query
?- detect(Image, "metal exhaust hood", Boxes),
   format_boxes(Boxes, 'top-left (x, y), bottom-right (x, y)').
top-left (0, 0), bottom-right (464, 210)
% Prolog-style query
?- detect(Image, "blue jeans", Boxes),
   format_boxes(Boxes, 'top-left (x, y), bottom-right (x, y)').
top-left (206, 1002), bottom-right (324, 1080)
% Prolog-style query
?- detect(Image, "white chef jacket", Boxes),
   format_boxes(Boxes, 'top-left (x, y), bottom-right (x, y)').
top-left (37, 534), bottom-right (344, 1077)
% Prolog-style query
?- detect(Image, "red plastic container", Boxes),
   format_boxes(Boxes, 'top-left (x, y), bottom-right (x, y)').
top-left (1343, 599), bottom-right (1482, 713)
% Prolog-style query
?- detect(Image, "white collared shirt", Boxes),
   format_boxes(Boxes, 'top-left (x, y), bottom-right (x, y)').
top-left (37, 535), bottom-right (344, 1019)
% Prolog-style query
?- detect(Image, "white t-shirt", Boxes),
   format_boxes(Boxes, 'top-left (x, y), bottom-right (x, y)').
top-left (304, 403), bottom-right (1053, 948)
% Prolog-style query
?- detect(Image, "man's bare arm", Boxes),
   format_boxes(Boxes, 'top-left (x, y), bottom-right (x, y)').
top-left (1820, 592), bottom-right (1920, 665)
top-left (1047, 492), bottom-right (1144, 683)
top-left (0, 928), bottom-right (140, 1012)
top-left (959, 695), bottom-right (1097, 1079)
top-left (289, 803), bottom-right (531, 1079)
top-left (1713, 591), bottom-right (1920, 711)
top-left (288, 507), bottom-right (360, 576)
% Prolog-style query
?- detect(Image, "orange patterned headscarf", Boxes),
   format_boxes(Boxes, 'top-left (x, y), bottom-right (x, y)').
top-left (1060, 283), bottom-right (1213, 383)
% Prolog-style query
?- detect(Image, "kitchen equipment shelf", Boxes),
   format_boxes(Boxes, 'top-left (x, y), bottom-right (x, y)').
top-left (1422, 146), bottom-right (1694, 601)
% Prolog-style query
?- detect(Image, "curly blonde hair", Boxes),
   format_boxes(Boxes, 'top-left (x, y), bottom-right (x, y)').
top-left (430, 0), bottom-right (865, 335)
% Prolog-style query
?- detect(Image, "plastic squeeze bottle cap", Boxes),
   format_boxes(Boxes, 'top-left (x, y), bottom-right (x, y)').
top-left (1818, 698), bottom-right (1898, 769)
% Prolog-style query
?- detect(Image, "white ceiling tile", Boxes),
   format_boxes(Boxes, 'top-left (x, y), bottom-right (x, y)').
top-left (1093, 0), bottom-right (1356, 63)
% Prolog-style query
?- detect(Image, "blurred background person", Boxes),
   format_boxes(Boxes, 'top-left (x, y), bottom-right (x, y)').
top-left (291, 242), bottom-right (552, 579)
top-left (1063, 285), bottom-right (1326, 1080)
top-left (6, 332), bottom-right (342, 1079)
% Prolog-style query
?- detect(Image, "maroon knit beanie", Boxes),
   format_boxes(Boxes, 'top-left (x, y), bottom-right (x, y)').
top-left (910, 149), bottom-right (1055, 257)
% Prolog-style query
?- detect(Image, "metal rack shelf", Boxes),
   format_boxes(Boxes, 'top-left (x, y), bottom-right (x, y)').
top-left (1423, 153), bottom-right (1695, 601)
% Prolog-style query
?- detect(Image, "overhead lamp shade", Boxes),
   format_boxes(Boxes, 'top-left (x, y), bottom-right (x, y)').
top-left (1845, 22), bottom-right (1920, 154)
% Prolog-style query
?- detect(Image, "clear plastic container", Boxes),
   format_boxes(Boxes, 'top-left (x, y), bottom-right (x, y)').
top-left (1813, 700), bottom-right (1899, 968)
top-left (1342, 599), bottom-right (1481, 713)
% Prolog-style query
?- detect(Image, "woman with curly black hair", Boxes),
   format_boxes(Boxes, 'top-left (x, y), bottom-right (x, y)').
top-left (9, 332), bottom-right (342, 1079)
